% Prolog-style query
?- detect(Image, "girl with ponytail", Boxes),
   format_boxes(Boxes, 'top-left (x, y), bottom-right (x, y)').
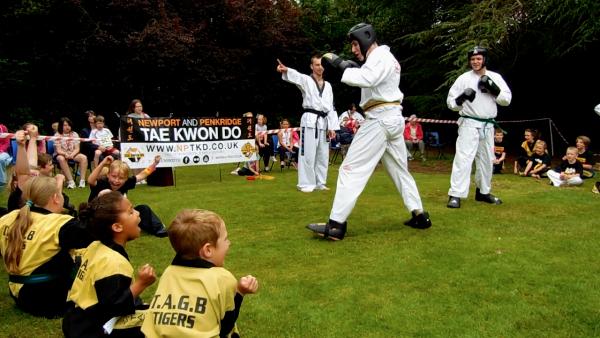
top-left (0, 176), bottom-right (92, 318)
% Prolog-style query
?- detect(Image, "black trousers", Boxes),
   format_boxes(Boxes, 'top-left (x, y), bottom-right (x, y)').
top-left (258, 143), bottom-right (272, 168)
top-left (134, 204), bottom-right (164, 235)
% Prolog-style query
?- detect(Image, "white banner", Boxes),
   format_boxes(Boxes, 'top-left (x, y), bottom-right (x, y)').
top-left (119, 116), bottom-right (257, 169)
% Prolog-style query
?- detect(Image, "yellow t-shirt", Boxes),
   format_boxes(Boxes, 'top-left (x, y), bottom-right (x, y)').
top-left (0, 209), bottom-right (73, 297)
top-left (142, 259), bottom-right (239, 338)
top-left (67, 240), bottom-right (134, 309)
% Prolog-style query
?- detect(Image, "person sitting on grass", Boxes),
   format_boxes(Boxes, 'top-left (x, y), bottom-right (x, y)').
top-left (7, 126), bottom-right (48, 212)
top-left (89, 115), bottom-right (120, 168)
top-left (35, 153), bottom-right (78, 216)
top-left (231, 159), bottom-right (260, 177)
top-left (493, 128), bottom-right (506, 174)
top-left (87, 156), bottom-right (168, 237)
top-left (514, 128), bottom-right (538, 175)
top-left (0, 175), bottom-right (92, 318)
top-left (141, 209), bottom-right (258, 338)
top-left (522, 140), bottom-right (552, 178)
top-left (547, 146), bottom-right (583, 187)
top-left (63, 191), bottom-right (156, 337)
top-left (6, 126), bottom-right (76, 218)
top-left (568, 135), bottom-right (595, 179)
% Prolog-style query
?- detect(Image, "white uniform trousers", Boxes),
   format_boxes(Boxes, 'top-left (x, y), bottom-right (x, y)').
top-left (329, 106), bottom-right (423, 223)
top-left (298, 126), bottom-right (330, 191)
top-left (448, 120), bottom-right (494, 198)
top-left (547, 170), bottom-right (583, 187)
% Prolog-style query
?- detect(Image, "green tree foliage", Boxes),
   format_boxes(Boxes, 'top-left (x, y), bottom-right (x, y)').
top-left (536, 0), bottom-right (599, 56)
top-left (399, 0), bottom-right (599, 126)
top-left (403, 1), bottom-right (525, 89)
top-left (0, 0), bottom-right (598, 136)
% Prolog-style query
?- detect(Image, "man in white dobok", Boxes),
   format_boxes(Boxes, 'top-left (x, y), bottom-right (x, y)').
top-left (277, 56), bottom-right (338, 193)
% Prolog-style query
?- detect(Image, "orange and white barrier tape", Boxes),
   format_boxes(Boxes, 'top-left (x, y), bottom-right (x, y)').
top-left (0, 133), bottom-right (112, 142)
top-left (1, 116), bottom-right (569, 145)
top-left (255, 117), bottom-right (459, 136)
top-left (256, 128), bottom-right (301, 136)
top-left (405, 117), bottom-right (458, 124)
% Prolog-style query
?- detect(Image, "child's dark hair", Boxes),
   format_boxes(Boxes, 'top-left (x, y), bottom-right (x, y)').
top-left (525, 128), bottom-right (540, 140)
top-left (78, 191), bottom-right (124, 242)
top-left (58, 117), bottom-right (74, 134)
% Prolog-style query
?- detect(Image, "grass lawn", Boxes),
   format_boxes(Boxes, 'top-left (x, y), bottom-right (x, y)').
top-left (1, 159), bottom-right (599, 337)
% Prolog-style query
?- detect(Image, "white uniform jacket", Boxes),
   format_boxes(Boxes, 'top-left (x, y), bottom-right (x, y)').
top-left (282, 68), bottom-right (338, 130)
top-left (341, 45), bottom-right (403, 114)
top-left (447, 69), bottom-right (512, 126)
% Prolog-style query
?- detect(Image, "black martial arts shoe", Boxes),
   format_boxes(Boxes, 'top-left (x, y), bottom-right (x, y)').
top-left (447, 196), bottom-right (461, 208)
top-left (475, 188), bottom-right (502, 205)
top-left (306, 219), bottom-right (347, 240)
top-left (403, 211), bottom-right (432, 229)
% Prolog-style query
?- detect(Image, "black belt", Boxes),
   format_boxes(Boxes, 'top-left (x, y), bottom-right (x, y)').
top-left (304, 108), bottom-right (329, 138)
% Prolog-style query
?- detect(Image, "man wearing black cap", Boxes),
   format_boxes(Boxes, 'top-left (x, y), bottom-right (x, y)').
top-left (307, 23), bottom-right (431, 240)
top-left (446, 46), bottom-right (512, 208)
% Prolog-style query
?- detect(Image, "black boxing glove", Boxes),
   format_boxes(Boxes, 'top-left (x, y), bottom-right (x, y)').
top-left (455, 88), bottom-right (476, 106)
top-left (322, 53), bottom-right (360, 71)
top-left (478, 75), bottom-right (501, 96)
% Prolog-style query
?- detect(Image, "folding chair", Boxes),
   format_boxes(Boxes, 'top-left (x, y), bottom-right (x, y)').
top-left (330, 140), bottom-right (342, 165)
top-left (425, 131), bottom-right (446, 159)
top-left (272, 134), bottom-right (294, 171)
top-left (46, 140), bottom-right (55, 157)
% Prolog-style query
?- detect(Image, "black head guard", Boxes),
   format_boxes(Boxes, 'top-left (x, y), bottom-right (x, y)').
top-left (467, 46), bottom-right (488, 67)
top-left (347, 23), bottom-right (377, 58)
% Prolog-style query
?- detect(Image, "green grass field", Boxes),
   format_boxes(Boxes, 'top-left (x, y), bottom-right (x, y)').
top-left (1, 160), bottom-right (599, 337)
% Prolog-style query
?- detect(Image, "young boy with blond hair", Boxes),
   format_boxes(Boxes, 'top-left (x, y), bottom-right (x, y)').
top-left (87, 156), bottom-right (167, 237)
top-left (523, 140), bottom-right (552, 178)
top-left (573, 135), bottom-right (595, 179)
top-left (89, 115), bottom-right (120, 168)
top-left (141, 209), bottom-right (258, 338)
top-left (547, 147), bottom-right (583, 187)
top-left (493, 128), bottom-right (506, 174)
